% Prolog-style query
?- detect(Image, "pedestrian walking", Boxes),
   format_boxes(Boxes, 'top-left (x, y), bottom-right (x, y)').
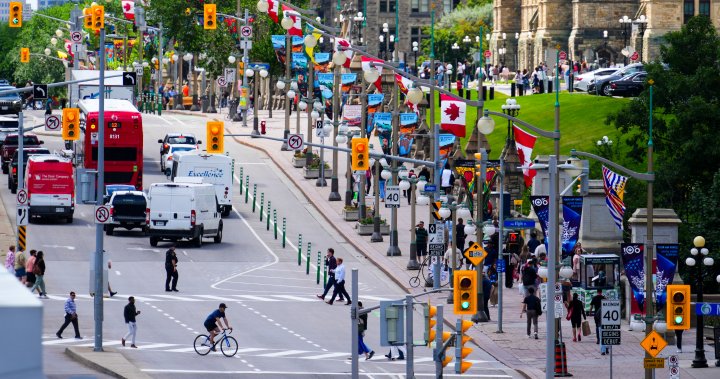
top-left (14, 248), bottom-right (26, 284)
top-left (521, 287), bottom-right (541, 339)
top-left (29, 251), bottom-right (47, 298)
top-left (165, 246), bottom-right (179, 292)
top-left (56, 291), bottom-right (81, 339)
top-left (25, 250), bottom-right (38, 290)
top-left (589, 289), bottom-right (608, 354)
top-left (326, 258), bottom-right (350, 305)
top-left (520, 258), bottom-right (538, 297)
top-left (489, 265), bottom-right (499, 307)
top-left (415, 221), bottom-right (428, 257)
top-left (356, 302), bottom-right (375, 360)
top-left (440, 163), bottom-right (454, 195)
top-left (567, 293), bottom-right (586, 342)
top-left (455, 218), bottom-right (467, 259)
top-left (317, 248), bottom-right (344, 302)
top-left (4, 245), bottom-right (16, 275)
top-left (482, 272), bottom-right (492, 321)
top-left (122, 296), bottom-right (141, 348)
top-left (385, 345), bottom-right (406, 360)
top-left (526, 231), bottom-right (541, 256)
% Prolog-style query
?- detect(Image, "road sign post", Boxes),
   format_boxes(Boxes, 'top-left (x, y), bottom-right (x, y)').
top-left (44, 114), bottom-right (60, 131)
top-left (601, 299), bottom-right (621, 379)
top-left (287, 134), bottom-right (304, 151)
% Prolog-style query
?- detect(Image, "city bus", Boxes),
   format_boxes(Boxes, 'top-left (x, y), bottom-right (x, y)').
top-left (77, 99), bottom-right (144, 189)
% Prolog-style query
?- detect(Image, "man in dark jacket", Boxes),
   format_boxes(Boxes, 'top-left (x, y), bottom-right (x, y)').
top-left (455, 218), bottom-right (467, 259)
top-left (415, 221), bottom-right (428, 257)
top-left (482, 274), bottom-right (492, 321)
top-left (165, 246), bottom-right (179, 292)
top-left (317, 248), bottom-right (343, 301)
top-left (122, 296), bottom-right (141, 348)
top-left (527, 231), bottom-right (541, 255)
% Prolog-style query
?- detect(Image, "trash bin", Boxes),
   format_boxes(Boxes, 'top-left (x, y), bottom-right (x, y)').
top-left (201, 95), bottom-right (209, 113)
top-left (548, 80), bottom-right (553, 94)
top-left (510, 83), bottom-right (516, 97)
top-left (482, 86), bottom-right (487, 101)
top-left (489, 86), bottom-right (495, 100)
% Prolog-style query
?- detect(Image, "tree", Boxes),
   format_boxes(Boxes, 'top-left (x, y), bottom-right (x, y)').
top-left (420, 5), bottom-right (492, 66)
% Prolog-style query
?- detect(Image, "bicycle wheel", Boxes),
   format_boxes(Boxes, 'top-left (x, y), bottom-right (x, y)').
top-left (220, 335), bottom-right (239, 357)
top-left (409, 276), bottom-right (420, 288)
top-left (193, 334), bottom-right (212, 356)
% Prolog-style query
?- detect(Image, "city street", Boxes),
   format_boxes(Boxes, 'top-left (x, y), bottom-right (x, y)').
top-left (14, 110), bottom-right (518, 378)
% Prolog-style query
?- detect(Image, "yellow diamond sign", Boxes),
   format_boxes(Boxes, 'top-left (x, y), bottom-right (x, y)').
top-left (640, 330), bottom-right (667, 358)
top-left (463, 242), bottom-right (487, 266)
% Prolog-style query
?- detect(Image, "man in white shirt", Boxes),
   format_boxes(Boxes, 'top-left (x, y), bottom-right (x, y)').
top-left (440, 164), bottom-right (454, 194)
top-left (326, 258), bottom-right (351, 305)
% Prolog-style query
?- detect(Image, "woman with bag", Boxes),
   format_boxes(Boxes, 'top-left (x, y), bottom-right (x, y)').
top-left (567, 293), bottom-right (586, 342)
top-left (29, 251), bottom-right (47, 299)
top-left (14, 249), bottom-right (26, 284)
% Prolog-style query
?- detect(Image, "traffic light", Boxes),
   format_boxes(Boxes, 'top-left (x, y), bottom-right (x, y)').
top-left (92, 5), bottom-right (105, 30)
top-left (351, 137), bottom-right (369, 171)
top-left (206, 121), bottom-right (224, 153)
top-left (204, 4), bottom-right (217, 30)
top-left (424, 302), bottom-right (451, 346)
top-left (83, 7), bottom-right (93, 29)
top-left (455, 319), bottom-right (474, 374)
top-left (20, 47), bottom-right (29, 63)
top-left (666, 284), bottom-right (691, 330)
top-left (453, 270), bottom-right (478, 315)
top-left (62, 108), bottom-right (80, 140)
top-left (9, 2), bottom-right (22, 28)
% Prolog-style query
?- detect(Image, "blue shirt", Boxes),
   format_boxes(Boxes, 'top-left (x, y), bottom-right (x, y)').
top-left (335, 263), bottom-right (346, 282)
top-left (205, 309), bottom-right (225, 324)
top-left (64, 298), bottom-right (76, 315)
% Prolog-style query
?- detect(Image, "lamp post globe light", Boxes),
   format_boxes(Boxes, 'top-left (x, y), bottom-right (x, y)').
top-left (619, 15), bottom-right (632, 65)
top-left (685, 236), bottom-right (714, 368)
top-left (412, 41), bottom-right (419, 73)
top-left (634, 15), bottom-right (648, 62)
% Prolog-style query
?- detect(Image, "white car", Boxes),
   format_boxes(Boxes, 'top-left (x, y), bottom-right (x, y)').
top-left (573, 68), bottom-right (618, 92)
top-left (160, 144), bottom-right (197, 175)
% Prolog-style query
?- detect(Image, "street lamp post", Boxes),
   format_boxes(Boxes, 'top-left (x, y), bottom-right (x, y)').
top-left (329, 51), bottom-right (346, 201)
top-left (412, 41), bottom-right (419, 73)
top-left (249, 66), bottom-right (268, 136)
top-left (686, 236), bottom-right (713, 368)
top-left (451, 42), bottom-right (460, 84)
top-left (634, 15), bottom-right (648, 62)
top-left (280, 12), bottom-right (294, 150)
top-left (501, 32), bottom-right (507, 67)
top-left (603, 30), bottom-right (609, 67)
top-left (382, 22), bottom-right (389, 61)
top-left (514, 33), bottom-right (519, 71)
top-left (406, 174), bottom-right (422, 270)
top-left (619, 15), bottom-right (632, 65)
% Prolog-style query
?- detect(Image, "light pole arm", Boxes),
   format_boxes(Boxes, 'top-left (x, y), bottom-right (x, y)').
top-left (276, 0), bottom-right (317, 15)
top-left (31, 12), bottom-right (76, 26)
top-left (569, 149), bottom-right (654, 181)
top-left (287, 12), bottom-right (341, 34)
top-left (484, 110), bottom-right (559, 140)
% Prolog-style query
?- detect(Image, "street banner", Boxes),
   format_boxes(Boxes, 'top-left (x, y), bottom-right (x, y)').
top-left (333, 37), bottom-right (353, 68)
top-left (305, 23), bottom-right (321, 63)
top-left (317, 73), bottom-right (334, 99)
top-left (561, 196), bottom-right (583, 259)
top-left (530, 196), bottom-right (550, 251)
top-left (454, 160), bottom-right (476, 213)
top-left (314, 53), bottom-right (330, 72)
top-left (621, 243), bottom-right (646, 313)
top-left (438, 134), bottom-right (455, 169)
top-left (361, 56), bottom-right (384, 90)
top-left (656, 244), bottom-right (680, 310)
top-left (342, 105), bottom-right (362, 127)
top-left (399, 113), bottom-right (418, 157)
top-left (373, 113), bottom-right (392, 150)
top-left (291, 52), bottom-right (308, 75)
top-left (271, 35), bottom-right (286, 66)
top-left (341, 73), bottom-right (357, 93)
top-left (366, 94), bottom-right (384, 134)
top-left (602, 165), bottom-right (628, 230)
top-left (514, 124), bottom-right (537, 188)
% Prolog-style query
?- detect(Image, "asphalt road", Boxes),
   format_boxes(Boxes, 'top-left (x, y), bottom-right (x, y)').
top-left (12, 110), bottom-right (516, 378)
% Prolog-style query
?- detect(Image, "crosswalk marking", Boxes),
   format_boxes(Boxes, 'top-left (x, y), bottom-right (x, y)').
top-left (163, 347), bottom-right (197, 353)
top-left (75, 341), bottom-right (121, 347)
top-left (272, 295), bottom-right (316, 302)
top-left (235, 348), bottom-right (270, 354)
top-left (256, 350), bottom-right (309, 357)
top-left (42, 293), bottom-right (405, 303)
top-left (136, 343), bottom-right (178, 350)
top-left (301, 352), bottom-right (348, 360)
top-left (153, 295), bottom-right (203, 302)
top-left (234, 295), bottom-right (281, 302)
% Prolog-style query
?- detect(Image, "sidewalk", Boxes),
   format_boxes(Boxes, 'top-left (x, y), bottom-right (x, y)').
top-left (168, 106), bottom-right (719, 378)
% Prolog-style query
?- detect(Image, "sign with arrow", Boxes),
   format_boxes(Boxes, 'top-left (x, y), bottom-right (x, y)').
top-left (123, 72), bottom-right (137, 86)
top-left (44, 114), bottom-right (60, 131)
top-left (463, 242), bottom-right (488, 266)
top-left (33, 84), bottom-right (48, 100)
top-left (70, 31), bottom-right (82, 44)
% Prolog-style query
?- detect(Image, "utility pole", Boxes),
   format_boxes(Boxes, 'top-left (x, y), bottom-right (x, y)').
top-left (94, 24), bottom-right (107, 353)
top-left (240, 8), bottom-right (249, 125)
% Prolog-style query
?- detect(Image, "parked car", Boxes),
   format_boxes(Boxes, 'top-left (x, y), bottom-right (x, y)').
top-left (8, 148), bottom-right (51, 193)
top-left (590, 63), bottom-right (645, 96)
top-left (574, 68), bottom-right (618, 92)
top-left (104, 190), bottom-right (148, 236)
top-left (0, 116), bottom-right (19, 144)
top-left (158, 133), bottom-right (200, 160)
top-left (1, 133), bottom-right (44, 174)
top-left (609, 72), bottom-right (647, 97)
top-left (0, 86), bottom-right (22, 115)
top-left (161, 144), bottom-right (197, 175)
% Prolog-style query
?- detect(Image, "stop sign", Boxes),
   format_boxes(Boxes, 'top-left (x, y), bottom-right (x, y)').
top-left (559, 51), bottom-right (567, 60)
top-left (484, 50), bottom-right (491, 58)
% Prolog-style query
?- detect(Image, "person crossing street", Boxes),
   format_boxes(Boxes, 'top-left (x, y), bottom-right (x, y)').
top-left (316, 248), bottom-right (344, 302)
top-left (56, 291), bottom-right (81, 339)
top-left (326, 258), bottom-right (351, 305)
top-left (122, 296), bottom-right (141, 348)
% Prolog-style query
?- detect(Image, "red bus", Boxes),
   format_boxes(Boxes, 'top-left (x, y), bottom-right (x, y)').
top-left (77, 99), bottom-right (143, 189)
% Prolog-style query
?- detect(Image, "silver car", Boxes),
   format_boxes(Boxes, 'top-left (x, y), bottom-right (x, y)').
top-left (574, 68), bottom-right (618, 92)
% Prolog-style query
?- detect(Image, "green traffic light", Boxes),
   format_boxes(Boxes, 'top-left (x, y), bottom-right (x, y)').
top-left (12, 18), bottom-right (18, 24)
top-left (461, 301), bottom-right (470, 309)
top-left (674, 315), bottom-right (683, 325)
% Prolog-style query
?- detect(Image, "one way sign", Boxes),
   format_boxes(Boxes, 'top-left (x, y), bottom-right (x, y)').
top-left (122, 72), bottom-right (137, 86)
top-left (33, 84), bottom-right (48, 100)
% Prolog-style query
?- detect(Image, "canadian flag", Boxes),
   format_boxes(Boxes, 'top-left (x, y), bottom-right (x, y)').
top-left (439, 94), bottom-right (466, 137)
top-left (282, 6), bottom-right (302, 37)
top-left (121, 0), bottom-right (134, 21)
top-left (395, 74), bottom-right (418, 114)
top-left (334, 37), bottom-right (353, 68)
top-left (513, 124), bottom-right (538, 187)
top-left (361, 56), bottom-right (383, 90)
top-left (266, 0), bottom-right (279, 23)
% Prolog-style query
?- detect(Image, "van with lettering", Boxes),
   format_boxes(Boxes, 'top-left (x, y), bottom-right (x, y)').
top-left (25, 155), bottom-right (75, 223)
top-left (170, 151), bottom-right (234, 217)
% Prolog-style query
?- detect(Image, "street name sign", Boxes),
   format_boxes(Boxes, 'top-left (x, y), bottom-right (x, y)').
top-left (429, 243), bottom-right (445, 256)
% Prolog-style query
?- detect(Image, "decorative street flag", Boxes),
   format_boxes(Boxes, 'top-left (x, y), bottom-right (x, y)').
top-left (439, 94), bottom-right (466, 137)
top-left (513, 124), bottom-right (537, 188)
top-left (395, 74), bottom-right (418, 114)
top-left (305, 24), bottom-right (321, 63)
top-left (266, 0), bottom-right (279, 23)
top-left (334, 37), bottom-right (353, 68)
top-left (561, 196), bottom-right (583, 259)
top-left (361, 56), bottom-right (383, 91)
top-left (621, 243), bottom-right (645, 312)
top-left (121, 0), bottom-right (135, 20)
top-left (282, 6), bottom-right (302, 36)
top-left (602, 165), bottom-right (628, 230)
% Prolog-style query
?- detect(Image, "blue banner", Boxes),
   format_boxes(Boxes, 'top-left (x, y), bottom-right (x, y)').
top-left (374, 113), bottom-right (392, 150)
top-left (621, 243), bottom-right (646, 312)
top-left (314, 53), bottom-right (330, 72)
top-left (317, 73), bottom-right (334, 99)
top-left (656, 243), bottom-right (680, 310)
top-left (530, 196), bottom-right (550, 252)
top-left (399, 113), bottom-right (418, 157)
top-left (291, 52), bottom-right (307, 70)
top-left (561, 196), bottom-right (583, 259)
top-left (366, 94), bottom-right (384, 134)
top-left (341, 73), bottom-right (357, 93)
top-left (438, 134), bottom-right (455, 169)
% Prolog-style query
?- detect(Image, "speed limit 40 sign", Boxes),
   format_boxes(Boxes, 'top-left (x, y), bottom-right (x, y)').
top-left (384, 185), bottom-right (400, 208)
top-left (601, 299), bottom-right (621, 345)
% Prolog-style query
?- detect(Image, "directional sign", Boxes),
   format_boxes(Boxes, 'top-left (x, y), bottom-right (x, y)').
top-left (135, 66), bottom-right (144, 76)
top-left (696, 302), bottom-right (720, 316)
top-left (16, 206), bottom-right (28, 226)
top-left (428, 223), bottom-right (445, 244)
top-left (287, 134), bottom-right (304, 150)
top-left (44, 114), bottom-right (60, 131)
top-left (385, 186), bottom-right (400, 208)
top-left (122, 72), bottom-right (137, 86)
top-left (224, 68), bottom-right (236, 83)
top-left (463, 241), bottom-right (487, 266)
top-left (240, 25), bottom-right (253, 38)
top-left (33, 84), bottom-right (48, 100)
top-left (217, 76), bottom-right (227, 87)
top-left (559, 51), bottom-right (567, 60)
top-left (643, 358), bottom-right (665, 369)
top-left (16, 189), bottom-right (28, 205)
top-left (503, 218), bottom-right (535, 229)
top-left (429, 243), bottom-right (445, 256)
top-left (424, 184), bottom-right (437, 192)
top-left (239, 40), bottom-right (253, 50)
top-left (70, 31), bottom-right (82, 44)
top-left (640, 330), bottom-right (667, 358)
top-left (94, 205), bottom-right (111, 224)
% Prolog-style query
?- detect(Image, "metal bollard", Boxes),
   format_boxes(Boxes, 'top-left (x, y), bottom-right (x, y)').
top-left (297, 234), bottom-right (302, 266)
top-left (266, 201), bottom-right (271, 230)
top-left (239, 167), bottom-right (244, 194)
top-left (273, 210), bottom-right (277, 239)
top-left (282, 218), bottom-right (286, 248)
top-left (252, 184), bottom-right (257, 212)
top-left (323, 255), bottom-right (327, 286)
top-left (259, 193), bottom-right (264, 221)
top-left (316, 251), bottom-right (321, 284)
top-left (245, 177), bottom-right (250, 203)
top-left (306, 242), bottom-right (311, 275)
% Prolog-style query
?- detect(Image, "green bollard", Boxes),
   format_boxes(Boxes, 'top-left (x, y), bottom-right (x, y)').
top-left (306, 242), bottom-right (311, 275)
top-left (266, 201), bottom-right (271, 230)
top-left (157, 98), bottom-right (162, 116)
top-left (282, 218), bottom-right (286, 248)
top-left (252, 184), bottom-right (257, 212)
top-left (316, 251), bottom-right (321, 285)
top-left (297, 234), bottom-right (302, 266)
top-left (273, 210), bottom-right (277, 239)
top-left (323, 256), bottom-right (327, 286)
top-left (245, 177), bottom-right (250, 203)
top-left (259, 193), bottom-right (264, 221)
top-left (239, 167), bottom-right (244, 195)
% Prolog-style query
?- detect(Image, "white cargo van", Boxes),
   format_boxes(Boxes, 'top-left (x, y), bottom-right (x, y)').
top-left (147, 179), bottom-right (222, 247)
top-left (170, 151), bottom-right (234, 217)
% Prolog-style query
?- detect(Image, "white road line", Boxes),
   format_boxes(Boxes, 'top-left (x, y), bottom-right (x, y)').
top-left (115, 270), bottom-right (121, 276)
top-left (301, 352), bottom-right (348, 360)
top-left (271, 295), bottom-right (316, 302)
top-left (43, 339), bottom-right (78, 345)
top-left (153, 294), bottom-right (202, 301)
top-left (76, 341), bottom-right (122, 347)
top-left (233, 295), bottom-right (281, 302)
top-left (141, 369), bottom-right (511, 377)
top-left (167, 116), bottom-right (184, 125)
top-left (256, 349), bottom-right (308, 357)
top-left (192, 295), bottom-right (235, 301)
top-left (135, 343), bottom-right (177, 350)
top-left (163, 347), bottom-right (196, 353)
top-left (234, 347), bottom-right (269, 354)
top-left (150, 115), bottom-right (173, 125)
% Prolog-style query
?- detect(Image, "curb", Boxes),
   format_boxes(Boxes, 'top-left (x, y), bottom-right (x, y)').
top-left (64, 346), bottom-right (152, 379)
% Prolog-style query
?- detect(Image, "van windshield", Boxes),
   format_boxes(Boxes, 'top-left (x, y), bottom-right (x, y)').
top-left (29, 170), bottom-right (73, 193)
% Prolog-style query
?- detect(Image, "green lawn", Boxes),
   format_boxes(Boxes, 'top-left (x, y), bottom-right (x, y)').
top-left (427, 89), bottom-right (631, 159)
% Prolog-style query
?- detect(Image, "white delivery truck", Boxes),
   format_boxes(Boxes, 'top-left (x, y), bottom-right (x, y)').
top-left (170, 151), bottom-right (234, 217)
top-left (147, 179), bottom-right (222, 248)
top-left (69, 70), bottom-right (135, 107)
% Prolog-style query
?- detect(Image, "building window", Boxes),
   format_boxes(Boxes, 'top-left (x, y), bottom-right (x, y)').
top-left (411, 0), bottom-right (430, 13)
top-left (699, 0), bottom-right (710, 17)
top-left (380, 0), bottom-right (396, 13)
top-left (684, 0), bottom-right (694, 24)
top-left (410, 26), bottom-right (430, 52)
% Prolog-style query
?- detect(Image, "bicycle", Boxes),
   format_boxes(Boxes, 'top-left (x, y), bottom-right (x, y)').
top-left (193, 328), bottom-right (238, 357)
top-left (408, 255), bottom-right (460, 288)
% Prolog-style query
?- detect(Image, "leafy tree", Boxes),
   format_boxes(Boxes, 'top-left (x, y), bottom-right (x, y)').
top-left (420, 5), bottom-right (492, 66)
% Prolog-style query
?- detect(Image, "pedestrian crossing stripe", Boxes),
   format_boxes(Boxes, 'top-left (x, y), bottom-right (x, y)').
top-left (43, 294), bottom-right (396, 303)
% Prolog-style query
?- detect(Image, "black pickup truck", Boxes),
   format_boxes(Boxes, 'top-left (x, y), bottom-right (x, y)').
top-left (104, 190), bottom-right (149, 236)
top-left (1, 133), bottom-right (43, 174)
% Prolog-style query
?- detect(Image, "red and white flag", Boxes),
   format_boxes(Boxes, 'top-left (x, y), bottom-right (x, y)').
top-left (361, 56), bottom-right (383, 90)
top-left (121, 0), bottom-right (134, 21)
top-left (440, 94), bottom-right (466, 137)
top-left (395, 74), bottom-right (418, 114)
top-left (282, 5), bottom-right (302, 37)
top-left (64, 39), bottom-right (74, 58)
top-left (334, 37), bottom-right (353, 68)
top-left (266, 0), bottom-right (279, 23)
top-left (513, 124), bottom-right (538, 187)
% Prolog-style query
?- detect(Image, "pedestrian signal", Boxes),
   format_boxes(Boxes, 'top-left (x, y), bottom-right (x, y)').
top-left (20, 47), bottom-right (30, 63)
top-left (351, 137), bottom-right (369, 171)
top-left (206, 121), bottom-right (224, 153)
top-left (9, 2), bottom-right (22, 28)
top-left (453, 270), bottom-right (478, 315)
top-left (204, 4), bottom-right (217, 30)
top-left (666, 284), bottom-right (690, 330)
top-left (62, 108), bottom-right (80, 140)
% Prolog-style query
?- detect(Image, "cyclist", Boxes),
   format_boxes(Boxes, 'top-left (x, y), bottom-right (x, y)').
top-left (203, 303), bottom-right (231, 350)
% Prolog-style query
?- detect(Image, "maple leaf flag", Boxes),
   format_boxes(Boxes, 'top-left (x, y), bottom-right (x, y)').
top-left (513, 124), bottom-right (538, 188)
top-left (282, 6), bottom-right (302, 37)
top-left (361, 56), bottom-right (383, 90)
top-left (334, 37), bottom-right (353, 68)
top-left (440, 94), bottom-right (466, 137)
top-left (121, 0), bottom-right (135, 20)
top-left (266, 0), bottom-right (279, 23)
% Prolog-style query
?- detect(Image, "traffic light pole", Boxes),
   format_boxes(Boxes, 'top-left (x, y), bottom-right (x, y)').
top-left (93, 26), bottom-right (107, 353)
top-left (17, 112), bottom-right (23, 249)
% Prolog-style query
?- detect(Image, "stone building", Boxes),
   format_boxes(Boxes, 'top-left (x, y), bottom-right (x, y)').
top-left (490, 0), bottom-right (719, 71)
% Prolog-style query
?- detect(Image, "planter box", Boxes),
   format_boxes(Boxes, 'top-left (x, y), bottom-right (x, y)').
top-left (303, 168), bottom-right (333, 179)
top-left (343, 208), bottom-right (360, 221)
top-left (355, 222), bottom-right (390, 236)
top-left (291, 156), bottom-right (307, 168)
